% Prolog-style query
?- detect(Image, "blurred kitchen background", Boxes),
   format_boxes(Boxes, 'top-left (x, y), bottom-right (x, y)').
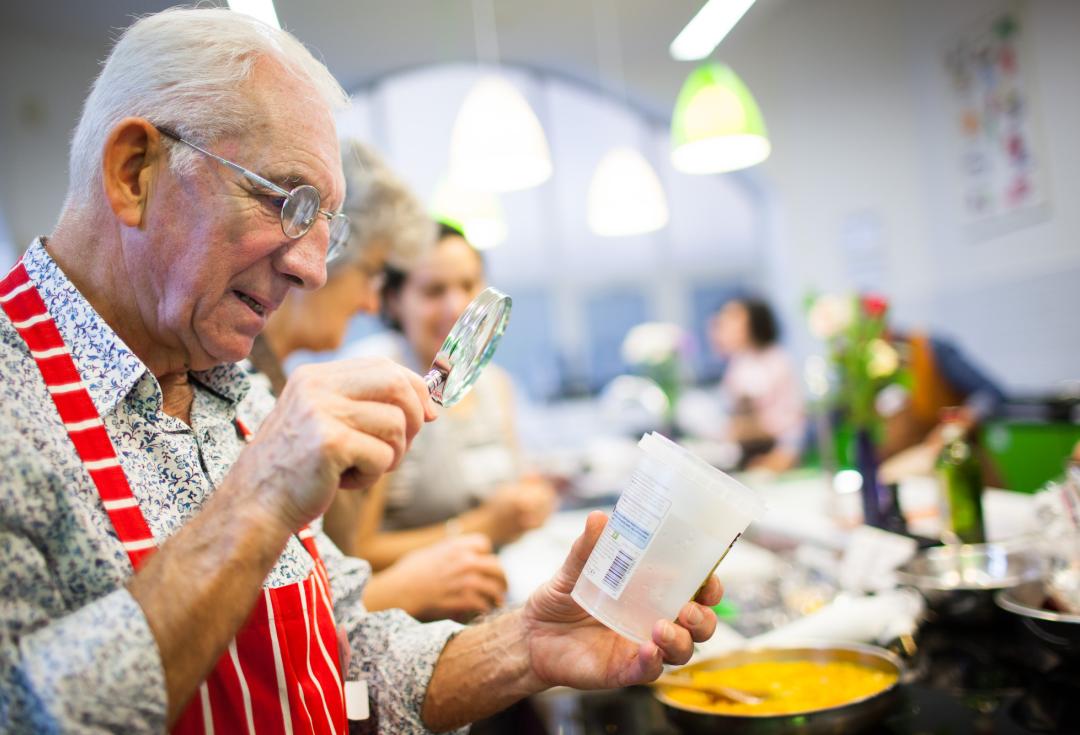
top-left (1, 0), bottom-right (1077, 488)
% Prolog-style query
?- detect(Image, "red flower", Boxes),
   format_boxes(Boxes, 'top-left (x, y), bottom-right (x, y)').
top-left (861, 294), bottom-right (889, 319)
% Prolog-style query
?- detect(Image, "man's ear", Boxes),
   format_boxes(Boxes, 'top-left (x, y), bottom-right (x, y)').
top-left (101, 117), bottom-right (165, 227)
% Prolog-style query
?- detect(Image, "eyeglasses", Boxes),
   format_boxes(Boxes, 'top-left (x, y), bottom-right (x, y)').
top-left (156, 126), bottom-right (351, 264)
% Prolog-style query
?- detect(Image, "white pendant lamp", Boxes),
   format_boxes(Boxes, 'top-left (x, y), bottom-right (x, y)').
top-left (584, 1), bottom-right (668, 237)
top-left (449, 75), bottom-right (553, 193)
top-left (587, 147), bottom-right (669, 237)
top-left (431, 177), bottom-right (508, 250)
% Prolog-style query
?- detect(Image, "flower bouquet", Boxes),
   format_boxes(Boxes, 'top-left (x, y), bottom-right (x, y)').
top-left (620, 322), bottom-right (691, 427)
top-left (806, 293), bottom-right (909, 529)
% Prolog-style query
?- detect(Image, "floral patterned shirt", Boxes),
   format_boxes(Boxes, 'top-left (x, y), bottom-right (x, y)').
top-left (0, 240), bottom-right (460, 734)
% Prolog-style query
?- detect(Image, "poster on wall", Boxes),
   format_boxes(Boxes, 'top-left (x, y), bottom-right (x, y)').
top-left (943, 2), bottom-right (1049, 235)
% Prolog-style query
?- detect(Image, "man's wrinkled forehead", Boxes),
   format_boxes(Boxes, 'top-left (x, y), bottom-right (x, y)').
top-left (240, 57), bottom-right (345, 207)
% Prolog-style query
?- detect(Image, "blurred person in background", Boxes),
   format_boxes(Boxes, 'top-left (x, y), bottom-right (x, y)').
top-left (879, 328), bottom-right (1007, 481)
top-left (251, 141), bottom-right (506, 622)
top-left (709, 296), bottom-right (806, 472)
top-left (324, 223), bottom-right (558, 569)
top-left (249, 139), bottom-right (429, 392)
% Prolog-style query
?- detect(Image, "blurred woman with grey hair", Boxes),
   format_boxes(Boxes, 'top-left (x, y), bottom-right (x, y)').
top-left (249, 140), bottom-right (508, 623)
top-left (250, 139), bottom-right (434, 392)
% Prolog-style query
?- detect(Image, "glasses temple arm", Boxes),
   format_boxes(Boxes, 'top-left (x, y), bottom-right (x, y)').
top-left (159, 129), bottom-right (292, 198)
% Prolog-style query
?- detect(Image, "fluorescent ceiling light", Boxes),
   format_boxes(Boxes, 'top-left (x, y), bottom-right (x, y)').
top-left (669, 0), bottom-right (757, 61)
top-left (227, 0), bottom-right (281, 29)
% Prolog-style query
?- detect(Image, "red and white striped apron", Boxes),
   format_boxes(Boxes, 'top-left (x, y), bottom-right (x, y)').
top-left (1, 260), bottom-right (347, 734)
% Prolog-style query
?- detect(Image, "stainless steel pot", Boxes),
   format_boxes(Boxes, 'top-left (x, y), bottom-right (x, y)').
top-left (996, 580), bottom-right (1080, 658)
top-left (895, 542), bottom-right (1044, 622)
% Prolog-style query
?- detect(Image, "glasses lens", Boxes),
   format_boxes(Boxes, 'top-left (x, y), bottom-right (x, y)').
top-left (281, 185), bottom-right (321, 238)
top-left (327, 214), bottom-right (351, 263)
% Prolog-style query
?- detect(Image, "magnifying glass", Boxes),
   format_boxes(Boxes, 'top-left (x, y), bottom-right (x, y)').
top-left (423, 287), bottom-right (512, 407)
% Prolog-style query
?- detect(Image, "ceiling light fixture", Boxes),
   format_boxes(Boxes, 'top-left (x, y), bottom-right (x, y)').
top-left (448, 0), bottom-right (553, 192)
top-left (588, 147), bottom-right (669, 237)
top-left (670, 63), bottom-right (770, 174)
top-left (669, 0), bottom-right (757, 62)
top-left (448, 77), bottom-right (553, 192)
top-left (226, 0), bottom-right (281, 29)
top-left (585, 0), bottom-right (669, 237)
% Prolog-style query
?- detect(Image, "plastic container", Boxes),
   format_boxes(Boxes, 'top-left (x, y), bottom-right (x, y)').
top-left (572, 432), bottom-right (766, 644)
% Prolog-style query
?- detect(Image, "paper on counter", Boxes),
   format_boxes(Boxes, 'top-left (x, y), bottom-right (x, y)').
top-left (748, 588), bottom-right (925, 649)
top-left (839, 526), bottom-right (918, 593)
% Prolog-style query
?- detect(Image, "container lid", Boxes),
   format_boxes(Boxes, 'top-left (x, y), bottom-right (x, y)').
top-left (638, 432), bottom-right (767, 520)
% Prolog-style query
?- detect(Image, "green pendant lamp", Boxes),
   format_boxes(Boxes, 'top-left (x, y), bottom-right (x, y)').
top-left (670, 63), bottom-right (770, 174)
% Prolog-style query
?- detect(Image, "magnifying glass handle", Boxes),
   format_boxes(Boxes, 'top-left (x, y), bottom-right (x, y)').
top-left (424, 367), bottom-right (447, 406)
top-left (424, 353), bottom-right (452, 406)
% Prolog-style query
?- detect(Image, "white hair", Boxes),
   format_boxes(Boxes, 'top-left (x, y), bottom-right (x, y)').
top-left (336, 139), bottom-right (435, 273)
top-left (65, 6), bottom-right (347, 206)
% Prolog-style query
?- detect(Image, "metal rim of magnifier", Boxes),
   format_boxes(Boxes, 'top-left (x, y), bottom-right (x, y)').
top-left (424, 287), bottom-right (512, 407)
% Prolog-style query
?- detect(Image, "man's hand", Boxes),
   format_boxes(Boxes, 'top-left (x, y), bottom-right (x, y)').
top-left (364, 534), bottom-right (507, 621)
top-left (523, 511), bottom-right (721, 689)
top-left (233, 357), bottom-right (437, 533)
top-left (420, 511), bottom-right (723, 731)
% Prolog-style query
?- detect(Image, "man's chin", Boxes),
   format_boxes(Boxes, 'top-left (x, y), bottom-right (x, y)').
top-left (191, 334), bottom-right (258, 371)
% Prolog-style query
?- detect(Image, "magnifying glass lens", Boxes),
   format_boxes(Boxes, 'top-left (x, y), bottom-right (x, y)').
top-left (423, 287), bottom-right (512, 407)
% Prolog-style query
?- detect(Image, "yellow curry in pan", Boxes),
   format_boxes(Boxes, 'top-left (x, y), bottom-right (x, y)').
top-left (662, 660), bottom-right (898, 716)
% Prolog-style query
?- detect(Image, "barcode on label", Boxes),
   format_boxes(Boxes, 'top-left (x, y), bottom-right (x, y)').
top-left (602, 550), bottom-right (635, 593)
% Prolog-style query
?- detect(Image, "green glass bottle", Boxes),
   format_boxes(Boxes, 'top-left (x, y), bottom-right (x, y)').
top-left (936, 416), bottom-right (986, 544)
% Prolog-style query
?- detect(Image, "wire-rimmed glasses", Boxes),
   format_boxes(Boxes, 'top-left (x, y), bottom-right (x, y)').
top-left (156, 126), bottom-right (351, 263)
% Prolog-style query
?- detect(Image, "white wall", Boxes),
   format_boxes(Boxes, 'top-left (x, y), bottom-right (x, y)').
top-left (903, 0), bottom-right (1080, 392)
top-left (0, 29), bottom-right (102, 264)
top-left (722, 0), bottom-right (1080, 392)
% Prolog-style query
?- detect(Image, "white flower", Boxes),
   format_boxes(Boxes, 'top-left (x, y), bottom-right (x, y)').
top-left (867, 338), bottom-right (900, 378)
top-left (875, 383), bottom-right (910, 417)
top-left (803, 354), bottom-right (831, 398)
top-left (808, 294), bottom-right (854, 340)
top-left (621, 322), bottom-right (684, 365)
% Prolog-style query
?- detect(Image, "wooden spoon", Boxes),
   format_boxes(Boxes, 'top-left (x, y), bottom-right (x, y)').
top-left (653, 673), bottom-right (768, 705)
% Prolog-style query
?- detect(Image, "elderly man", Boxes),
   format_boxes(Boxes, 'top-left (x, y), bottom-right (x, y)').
top-left (0, 8), bottom-right (721, 734)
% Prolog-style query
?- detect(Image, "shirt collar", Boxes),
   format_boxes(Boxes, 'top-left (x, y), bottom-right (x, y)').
top-left (22, 239), bottom-right (251, 415)
top-left (191, 363), bottom-right (252, 406)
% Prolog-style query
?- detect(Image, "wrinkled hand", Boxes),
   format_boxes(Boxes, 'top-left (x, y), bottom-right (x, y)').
top-left (234, 357), bottom-right (437, 533)
top-left (369, 534), bottom-right (507, 622)
top-left (522, 512), bottom-right (722, 689)
top-left (481, 476), bottom-right (558, 545)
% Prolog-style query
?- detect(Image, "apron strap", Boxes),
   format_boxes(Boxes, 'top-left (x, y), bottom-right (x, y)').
top-left (1, 261), bottom-right (155, 569)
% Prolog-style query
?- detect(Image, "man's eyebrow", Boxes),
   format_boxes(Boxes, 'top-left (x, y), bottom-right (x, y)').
top-left (258, 169), bottom-right (343, 210)
top-left (261, 170), bottom-right (311, 189)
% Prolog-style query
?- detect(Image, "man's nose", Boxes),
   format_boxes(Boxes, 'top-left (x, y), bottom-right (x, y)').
top-left (275, 225), bottom-right (328, 290)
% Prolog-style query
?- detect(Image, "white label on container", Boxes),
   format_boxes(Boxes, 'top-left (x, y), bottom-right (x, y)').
top-left (582, 469), bottom-right (671, 600)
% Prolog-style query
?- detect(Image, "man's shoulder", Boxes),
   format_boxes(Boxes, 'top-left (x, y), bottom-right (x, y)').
top-left (0, 307), bottom-right (27, 355)
top-left (0, 310), bottom-right (45, 409)
top-left (0, 311), bottom-right (66, 479)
